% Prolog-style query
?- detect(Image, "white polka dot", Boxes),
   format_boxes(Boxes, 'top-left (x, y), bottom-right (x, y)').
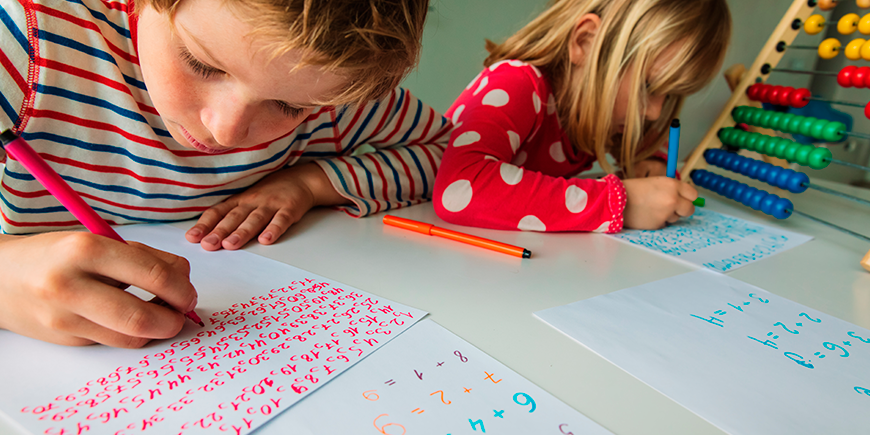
top-left (512, 150), bottom-right (528, 166)
top-left (499, 163), bottom-right (523, 185)
top-left (594, 221), bottom-right (611, 233)
top-left (473, 77), bottom-right (489, 96)
top-left (518, 215), bottom-right (546, 232)
top-left (466, 72), bottom-right (482, 90)
top-left (484, 155), bottom-right (499, 161)
top-left (454, 122), bottom-right (463, 129)
top-left (565, 185), bottom-right (588, 213)
top-left (452, 105), bottom-right (465, 124)
top-left (528, 126), bottom-right (539, 142)
top-left (550, 142), bottom-right (566, 163)
top-left (482, 89), bottom-right (510, 107)
top-left (507, 131), bottom-right (520, 152)
top-left (441, 180), bottom-right (473, 212)
top-left (532, 93), bottom-right (541, 114)
top-left (530, 65), bottom-right (543, 77)
top-left (488, 60), bottom-right (508, 71)
top-left (453, 131), bottom-right (480, 147)
top-left (547, 94), bottom-right (556, 115)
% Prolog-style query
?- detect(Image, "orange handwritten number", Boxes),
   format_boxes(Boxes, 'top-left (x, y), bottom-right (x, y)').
top-left (429, 390), bottom-right (452, 405)
top-left (373, 414), bottom-right (406, 435)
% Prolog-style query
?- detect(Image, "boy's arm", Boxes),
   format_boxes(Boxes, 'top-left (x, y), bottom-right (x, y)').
top-left (311, 87), bottom-right (452, 217)
top-left (0, 0), bottom-right (30, 133)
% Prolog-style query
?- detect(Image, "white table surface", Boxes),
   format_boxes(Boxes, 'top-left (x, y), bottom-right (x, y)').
top-left (2, 177), bottom-right (869, 435)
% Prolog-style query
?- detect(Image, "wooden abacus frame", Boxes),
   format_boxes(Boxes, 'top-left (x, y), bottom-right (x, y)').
top-left (681, 0), bottom-right (870, 272)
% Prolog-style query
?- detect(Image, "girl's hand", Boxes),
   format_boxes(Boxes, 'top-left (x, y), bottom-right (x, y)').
top-left (185, 163), bottom-right (348, 251)
top-left (0, 232), bottom-right (197, 347)
top-left (633, 158), bottom-right (667, 178)
top-left (622, 177), bottom-right (698, 229)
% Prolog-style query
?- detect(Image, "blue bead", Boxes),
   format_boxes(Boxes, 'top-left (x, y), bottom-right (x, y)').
top-left (737, 157), bottom-right (753, 177)
top-left (741, 186), bottom-right (758, 205)
top-left (748, 190), bottom-right (768, 210)
top-left (745, 160), bottom-right (761, 179)
top-left (690, 169), bottom-right (704, 184)
top-left (760, 194), bottom-right (777, 215)
top-left (732, 183), bottom-right (747, 200)
top-left (766, 166), bottom-right (783, 187)
top-left (723, 179), bottom-right (738, 198)
top-left (755, 164), bottom-right (771, 183)
top-left (703, 149), bottom-right (716, 164)
top-left (785, 171), bottom-right (809, 194)
top-left (728, 154), bottom-right (745, 172)
top-left (771, 198), bottom-right (793, 219)
top-left (720, 153), bottom-right (735, 169)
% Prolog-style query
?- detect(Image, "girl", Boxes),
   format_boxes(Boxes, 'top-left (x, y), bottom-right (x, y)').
top-left (433, 0), bottom-right (731, 232)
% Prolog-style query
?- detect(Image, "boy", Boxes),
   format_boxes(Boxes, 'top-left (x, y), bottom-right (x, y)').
top-left (0, 0), bottom-right (448, 347)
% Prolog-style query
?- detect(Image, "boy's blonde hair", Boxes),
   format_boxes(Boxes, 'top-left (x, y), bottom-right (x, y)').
top-left (136, 0), bottom-right (429, 105)
top-left (484, 0), bottom-right (730, 177)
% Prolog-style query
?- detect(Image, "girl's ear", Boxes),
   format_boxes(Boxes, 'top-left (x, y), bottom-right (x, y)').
top-left (569, 14), bottom-right (602, 66)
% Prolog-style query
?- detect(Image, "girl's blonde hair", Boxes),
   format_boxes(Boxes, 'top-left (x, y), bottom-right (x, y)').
top-left (136, 0), bottom-right (428, 106)
top-left (485, 0), bottom-right (730, 177)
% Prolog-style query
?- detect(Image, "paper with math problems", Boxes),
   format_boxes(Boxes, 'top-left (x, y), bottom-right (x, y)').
top-left (611, 208), bottom-right (812, 272)
top-left (255, 319), bottom-right (613, 435)
top-left (535, 270), bottom-right (870, 435)
top-left (0, 224), bottom-right (425, 435)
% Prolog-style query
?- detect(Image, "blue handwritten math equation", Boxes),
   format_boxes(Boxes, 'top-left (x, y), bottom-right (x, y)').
top-left (691, 293), bottom-right (870, 398)
top-left (364, 349), bottom-right (578, 434)
top-left (613, 209), bottom-right (791, 272)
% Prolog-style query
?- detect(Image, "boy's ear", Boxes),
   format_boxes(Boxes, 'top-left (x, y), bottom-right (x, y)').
top-left (569, 14), bottom-right (602, 66)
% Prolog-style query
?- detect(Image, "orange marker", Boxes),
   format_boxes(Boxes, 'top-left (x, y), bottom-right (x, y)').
top-left (383, 215), bottom-right (531, 258)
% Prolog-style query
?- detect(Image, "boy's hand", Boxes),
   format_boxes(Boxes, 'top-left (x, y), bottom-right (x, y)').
top-left (186, 163), bottom-right (348, 251)
top-left (622, 177), bottom-right (697, 230)
top-left (633, 158), bottom-right (668, 178)
top-left (0, 232), bottom-right (197, 347)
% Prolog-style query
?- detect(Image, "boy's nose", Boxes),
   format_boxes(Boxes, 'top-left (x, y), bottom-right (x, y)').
top-left (203, 104), bottom-right (252, 147)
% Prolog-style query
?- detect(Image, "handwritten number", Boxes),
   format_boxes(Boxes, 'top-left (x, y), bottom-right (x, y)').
top-left (798, 312), bottom-right (821, 323)
top-left (513, 392), bottom-right (536, 413)
top-left (773, 322), bottom-right (799, 334)
top-left (454, 351), bottom-right (468, 363)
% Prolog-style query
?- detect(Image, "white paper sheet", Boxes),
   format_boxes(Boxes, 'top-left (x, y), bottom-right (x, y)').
top-left (611, 209), bottom-right (812, 272)
top-left (535, 269), bottom-right (870, 435)
top-left (0, 224), bottom-right (426, 435)
top-left (255, 319), bottom-right (612, 435)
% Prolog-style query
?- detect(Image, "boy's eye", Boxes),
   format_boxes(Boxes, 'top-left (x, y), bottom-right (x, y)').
top-left (180, 48), bottom-right (223, 79)
top-left (273, 101), bottom-right (304, 117)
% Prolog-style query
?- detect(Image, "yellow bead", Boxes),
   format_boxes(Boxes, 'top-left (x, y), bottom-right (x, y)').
top-left (862, 39), bottom-right (870, 60)
top-left (839, 13), bottom-right (860, 34)
top-left (860, 14), bottom-right (870, 34)
top-left (846, 38), bottom-right (866, 60)
top-left (805, 14), bottom-right (826, 35)
top-left (818, 38), bottom-right (842, 59)
top-left (859, 0), bottom-right (870, 8)
top-left (818, 0), bottom-right (838, 10)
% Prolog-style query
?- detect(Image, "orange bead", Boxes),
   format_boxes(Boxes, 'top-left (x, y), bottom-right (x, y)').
top-left (846, 38), bottom-right (866, 60)
top-left (818, 0), bottom-right (838, 11)
top-left (818, 38), bottom-right (842, 59)
top-left (858, 0), bottom-right (870, 9)
top-left (805, 14), bottom-right (826, 35)
top-left (860, 14), bottom-right (870, 34)
top-left (862, 249), bottom-right (870, 273)
top-left (839, 13), bottom-right (860, 34)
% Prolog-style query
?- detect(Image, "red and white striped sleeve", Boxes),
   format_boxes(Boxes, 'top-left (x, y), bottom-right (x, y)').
top-left (313, 88), bottom-right (452, 217)
top-left (0, 0), bottom-right (29, 133)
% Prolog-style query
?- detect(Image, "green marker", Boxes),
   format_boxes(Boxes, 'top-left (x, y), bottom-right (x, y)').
top-left (693, 197), bottom-right (706, 207)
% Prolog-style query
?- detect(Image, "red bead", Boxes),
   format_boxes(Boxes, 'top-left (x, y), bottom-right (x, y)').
top-left (865, 101), bottom-right (870, 120)
top-left (790, 88), bottom-right (811, 108)
top-left (838, 65), bottom-right (857, 88)
top-left (855, 67), bottom-right (870, 88)
top-left (777, 86), bottom-right (795, 106)
top-left (736, 123), bottom-right (750, 131)
top-left (746, 83), bottom-right (762, 101)
top-left (768, 86), bottom-right (782, 105)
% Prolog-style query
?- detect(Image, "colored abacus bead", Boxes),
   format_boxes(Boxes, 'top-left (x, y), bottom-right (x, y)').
top-left (840, 13), bottom-right (860, 34)
top-left (746, 83), bottom-right (762, 100)
top-left (808, 147), bottom-right (832, 169)
top-left (790, 88), bottom-right (811, 108)
top-left (845, 38), bottom-right (866, 60)
top-left (865, 101), bottom-right (870, 120)
top-left (799, 117), bottom-right (816, 136)
top-left (854, 66), bottom-right (870, 88)
top-left (861, 14), bottom-right (870, 33)
top-left (822, 121), bottom-right (846, 141)
top-left (838, 65), bottom-right (858, 87)
top-left (805, 14), bottom-right (826, 34)
top-left (860, 0), bottom-right (870, 9)
top-left (794, 145), bottom-right (813, 166)
top-left (862, 40), bottom-right (870, 60)
top-left (818, 38), bottom-right (842, 59)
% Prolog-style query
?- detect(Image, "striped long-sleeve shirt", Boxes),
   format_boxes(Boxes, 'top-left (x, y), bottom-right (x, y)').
top-left (0, 0), bottom-right (450, 234)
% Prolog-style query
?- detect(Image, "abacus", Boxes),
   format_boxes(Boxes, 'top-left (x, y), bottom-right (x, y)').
top-left (683, 0), bottom-right (870, 272)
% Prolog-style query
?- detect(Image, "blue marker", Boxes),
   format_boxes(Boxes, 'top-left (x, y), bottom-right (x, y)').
top-left (667, 118), bottom-right (680, 178)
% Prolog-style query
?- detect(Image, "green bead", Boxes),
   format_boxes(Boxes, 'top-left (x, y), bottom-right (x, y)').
top-left (763, 138), bottom-right (781, 156)
top-left (808, 146), bottom-right (832, 169)
top-left (731, 107), bottom-right (745, 122)
top-left (719, 128), bottom-right (733, 144)
top-left (759, 111), bottom-right (775, 128)
top-left (736, 131), bottom-right (751, 148)
top-left (755, 135), bottom-right (771, 152)
top-left (783, 142), bottom-right (802, 161)
top-left (799, 117), bottom-right (816, 136)
top-left (787, 115), bottom-right (804, 132)
top-left (774, 139), bottom-right (790, 158)
top-left (794, 144), bottom-right (813, 165)
top-left (822, 122), bottom-right (846, 142)
top-left (777, 113), bottom-right (796, 132)
top-left (745, 133), bottom-right (761, 151)
top-left (748, 108), bottom-right (763, 126)
top-left (767, 112), bottom-right (783, 130)
top-left (728, 129), bottom-right (746, 146)
top-left (810, 119), bottom-right (828, 139)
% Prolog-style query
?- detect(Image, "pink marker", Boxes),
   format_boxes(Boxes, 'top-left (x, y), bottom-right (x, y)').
top-left (0, 129), bottom-right (203, 327)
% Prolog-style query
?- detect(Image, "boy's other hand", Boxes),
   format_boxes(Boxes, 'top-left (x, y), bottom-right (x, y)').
top-left (622, 177), bottom-right (697, 230)
top-left (186, 163), bottom-right (348, 251)
top-left (0, 232), bottom-right (196, 347)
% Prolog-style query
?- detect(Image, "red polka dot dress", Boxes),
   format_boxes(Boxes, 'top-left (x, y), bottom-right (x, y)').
top-left (433, 60), bottom-right (627, 233)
